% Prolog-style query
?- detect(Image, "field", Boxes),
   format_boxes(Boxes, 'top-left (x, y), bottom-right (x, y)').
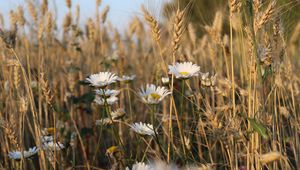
top-left (0, 0), bottom-right (299, 169)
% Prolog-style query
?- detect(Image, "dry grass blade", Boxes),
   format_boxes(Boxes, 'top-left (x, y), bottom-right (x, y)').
top-left (259, 151), bottom-right (282, 164)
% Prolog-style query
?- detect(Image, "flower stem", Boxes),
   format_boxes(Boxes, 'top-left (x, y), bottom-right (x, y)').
top-left (180, 79), bottom-right (188, 161)
top-left (150, 105), bottom-right (166, 160)
top-left (102, 90), bottom-right (125, 150)
top-left (126, 84), bottom-right (133, 122)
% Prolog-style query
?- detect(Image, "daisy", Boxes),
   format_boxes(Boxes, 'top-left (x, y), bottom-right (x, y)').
top-left (131, 122), bottom-right (155, 136)
top-left (168, 62), bottom-right (200, 79)
top-left (111, 108), bottom-right (126, 120)
top-left (42, 141), bottom-right (65, 151)
top-left (8, 147), bottom-right (39, 160)
top-left (118, 74), bottom-right (136, 83)
top-left (95, 89), bottom-right (120, 97)
top-left (139, 84), bottom-right (171, 104)
top-left (86, 72), bottom-right (118, 88)
top-left (41, 135), bottom-right (54, 143)
top-left (94, 96), bottom-right (118, 105)
top-left (131, 162), bottom-right (153, 170)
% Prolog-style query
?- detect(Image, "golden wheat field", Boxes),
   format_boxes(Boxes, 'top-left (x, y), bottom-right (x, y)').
top-left (0, 0), bottom-right (299, 169)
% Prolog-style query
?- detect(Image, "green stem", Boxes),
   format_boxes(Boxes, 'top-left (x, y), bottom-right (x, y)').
top-left (150, 105), bottom-right (156, 126)
top-left (180, 79), bottom-right (188, 161)
top-left (126, 84), bottom-right (133, 122)
top-left (180, 80), bottom-right (185, 126)
top-left (91, 123), bottom-right (104, 165)
top-left (102, 90), bottom-right (125, 151)
top-left (135, 135), bottom-right (142, 162)
top-left (153, 128), bottom-right (167, 160)
top-left (149, 105), bottom-right (166, 160)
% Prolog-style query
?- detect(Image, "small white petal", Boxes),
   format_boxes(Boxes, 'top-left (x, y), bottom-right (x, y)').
top-left (95, 89), bottom-right (120, 97)
top-left (8, 147), bottom-right (39, 160)
top-left (94, 96), bottom-right (118, 105)
top-left (132, 162), bottom-right (153, 170)
top-left (117, 74), bottom-right (136, 82)
top-left (42, 141), bottom-right (64, 151)
top-left (86, 72), bottom-right (118, 87)
top-left (131, 122), bottom-right (155, 136)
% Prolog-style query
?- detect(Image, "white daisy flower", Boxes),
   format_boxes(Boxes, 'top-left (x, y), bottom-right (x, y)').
top-left (42, 141), bottom-right (64, 151)
top-left (168, 62), bottom-right (200, 79)
top-left (41, 135), bottom-right (54, 143)
top-left (118, 74), bottom-right (136, 83)
top-left (95, 89), bottom-right (120, 97)
top-left (111, 108), bottom-right (126, 120)
top-left (132, 162), bottom-right (153, 170)
top-left (86, 72), bottom-right (118, 88)
top-left (139, 84), bottom-right (171, 104)
top-left (94, 96), bottom-right (118, 105)
top-left (131, 122), bottom-right (155, 136)
top-left (161, 77), bottom-right (170, 85)
top-left (8, 147), bottom-right (39, 160)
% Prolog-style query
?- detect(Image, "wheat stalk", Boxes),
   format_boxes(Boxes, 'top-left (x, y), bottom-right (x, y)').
top-left (100, 6), bottom-right (110, 23)
top-left (41, 0), bottom-right (48, 16)
top-left (66, 0), bottom-right (72, 9)
top-left (255, 1), bottom-right (276, 32)
top-left (40, 73), bottom-right (53, 105)
top-left (13, 65), bottom-right (20, 90)
top-left (141, 5), bottom-right (161, 42)
top-left (27, 1), bottom-right (38, 22)
top-left (0, 13), bottom-right (4, 27)
top-left (9, 10), bottom-right (17, 29)
top-left (96, 0), bottom-right (102, 7)
top-left (187, 23), bottom-right (196, 47)
top-left (63, 13), bottom-right (72, 33)
top-left (38, 21), bottom-right (44, 40)
top-left (46, 12), bottom-right (54, 37)
top-left (86, 18), bottom-right (96, 40)
top-left (16, 6), bottom-right (25, 27)
top-left (172, 9), bottom-right (184, 57)
top-left (229, 0), bottom-right (241, 16)
top-left (0, 118), bottom-right (20, 150)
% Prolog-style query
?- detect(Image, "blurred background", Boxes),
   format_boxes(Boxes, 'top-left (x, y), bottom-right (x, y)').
top-left (1, 0), bottom-right (299, 37)
top-left (0, 0), bottom-right (169, 31)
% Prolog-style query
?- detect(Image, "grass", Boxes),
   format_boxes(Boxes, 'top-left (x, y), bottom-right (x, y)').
top-left (0, 0), bottom-right (299, 169)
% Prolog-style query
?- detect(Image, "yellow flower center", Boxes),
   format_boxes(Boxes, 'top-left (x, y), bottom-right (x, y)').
top-left (46, 127), bottom-right (56, 135)
top-left (106, 146), bottom-right (119, 154)
top-left (179, 71), bottom-right (189, 75)
top-left (149, 93), bottom-right (161, 100)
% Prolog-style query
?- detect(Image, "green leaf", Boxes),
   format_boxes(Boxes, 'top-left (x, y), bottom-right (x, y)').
top-left (248, 118), bottom-right (269, 139)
